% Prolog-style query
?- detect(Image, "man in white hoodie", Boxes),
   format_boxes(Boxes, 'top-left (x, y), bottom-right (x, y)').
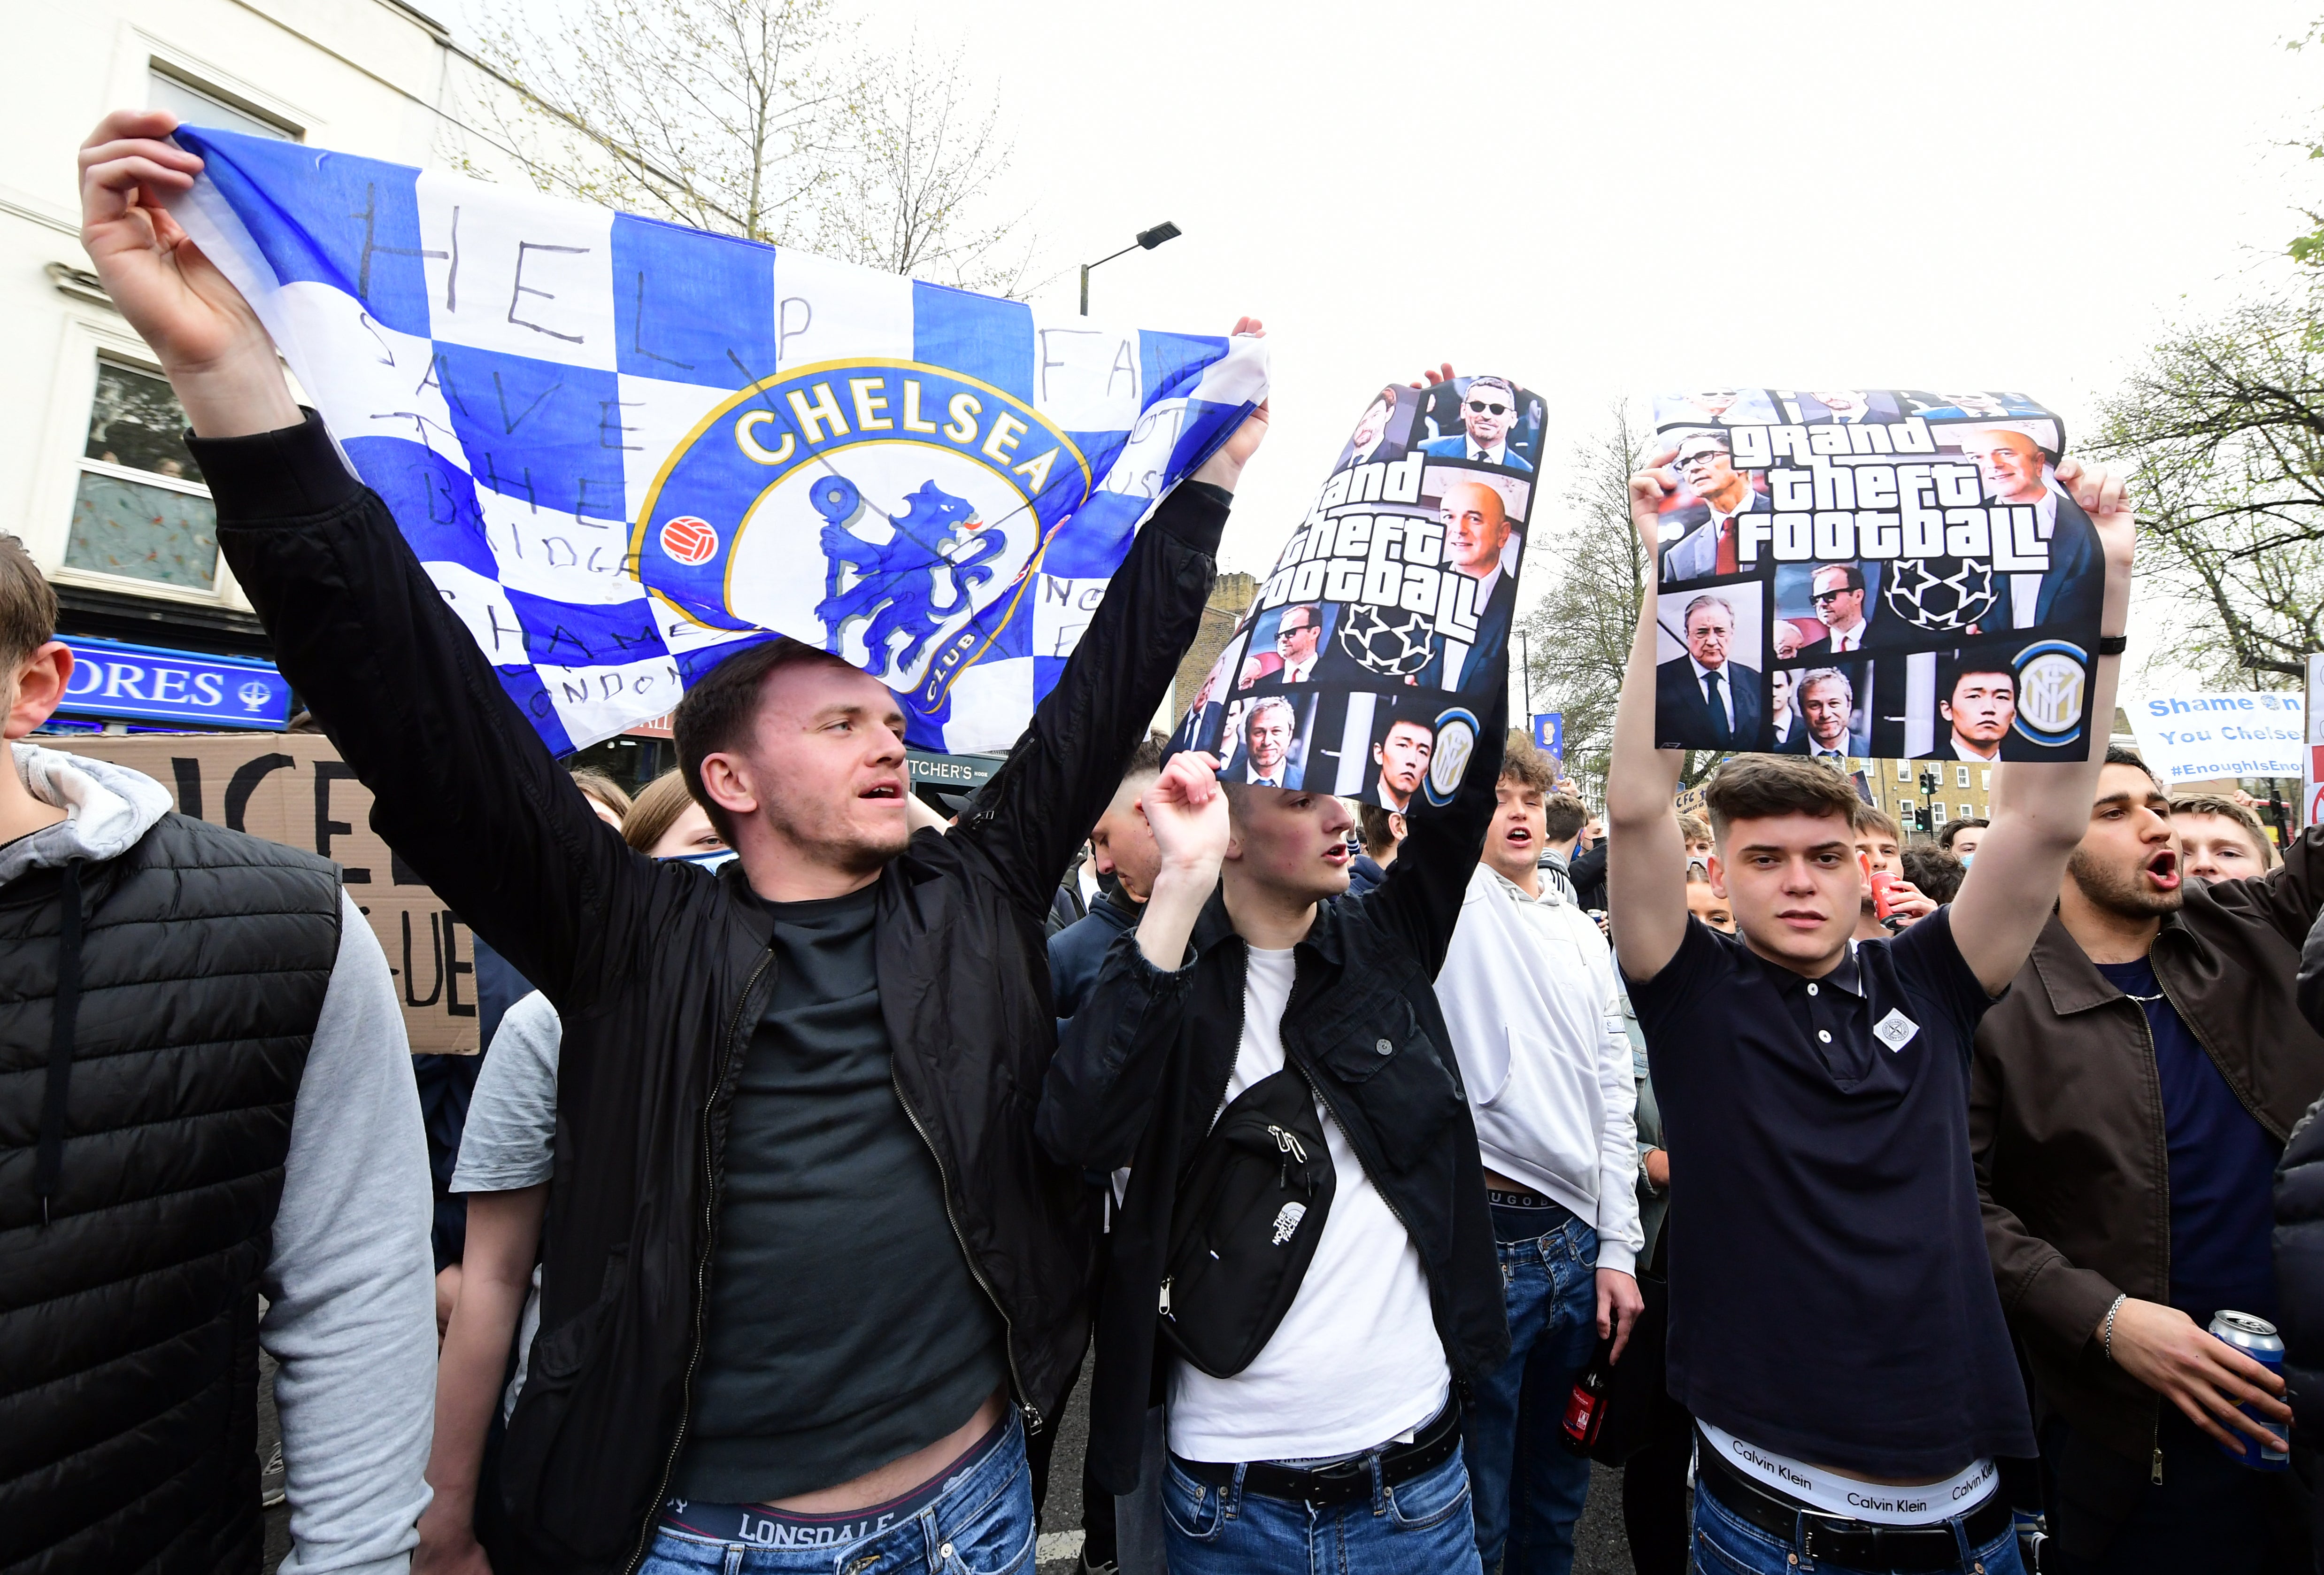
top-left (0, 534), bottom-right (436, 1572)
top-left (1436, 740), bottom-right (1644, 1575)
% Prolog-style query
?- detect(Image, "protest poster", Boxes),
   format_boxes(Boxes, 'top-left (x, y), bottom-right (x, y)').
top-left (1645, 390), bottom-right (2105, 763)
top-left (2125, 690), bottom-right (2306, 786)
top-left (164, 126), bottom-right (1266, 759)
top-left (1167, 377), bottom-right (1533, 811)
top-left (40, 733), bottom-right (480, 1053)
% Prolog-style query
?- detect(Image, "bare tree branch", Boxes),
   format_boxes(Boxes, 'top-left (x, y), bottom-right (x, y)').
top-left (460, 0), bottom-right (1033, 292)
top-left (1515, 404), bottom-right (1716, 801)
top-left (2088, 288), bottom-right (2324, 687)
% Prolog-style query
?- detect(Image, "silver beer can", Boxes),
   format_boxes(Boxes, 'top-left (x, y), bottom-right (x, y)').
top-left (2210, 1311), bottom-right (2288, 1472)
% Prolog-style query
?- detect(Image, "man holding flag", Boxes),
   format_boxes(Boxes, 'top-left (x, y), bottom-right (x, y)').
top-left (78, 108), bottom-right (1269, 1575)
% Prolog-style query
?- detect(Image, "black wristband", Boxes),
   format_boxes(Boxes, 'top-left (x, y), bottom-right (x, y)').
top-left (2096, 635), bottom-right (2127, 656)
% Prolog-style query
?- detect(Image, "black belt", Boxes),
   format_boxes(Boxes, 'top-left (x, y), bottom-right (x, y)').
top-left (1170, 1401), bottom-right (1462, 1507)
top-left (1697, 1439), bottom-right (2011, 1573)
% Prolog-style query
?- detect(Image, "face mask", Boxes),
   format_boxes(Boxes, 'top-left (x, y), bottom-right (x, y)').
top-left (1958, 851), bottom-right (1974, 867)
top-left (662, 848), bottom-right (739, 874)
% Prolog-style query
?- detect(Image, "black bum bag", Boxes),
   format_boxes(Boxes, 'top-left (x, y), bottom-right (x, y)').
top-left (1159, 1069), bottom-right (1337, 1378)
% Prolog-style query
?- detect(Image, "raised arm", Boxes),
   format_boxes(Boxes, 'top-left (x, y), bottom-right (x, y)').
top-left (1369, 679), bottom-right (1508, 978)
top-left (959, 331), bottom-right (1269, 924)
top-left (1948, 458), bottom-right (2135, 995)
top-left (84, 110), bottom-right (708, 1004)
top-left (1036, 751), bottom-right (1226, 1168)
top-left (1606, 452), bottom-right (1689, 982)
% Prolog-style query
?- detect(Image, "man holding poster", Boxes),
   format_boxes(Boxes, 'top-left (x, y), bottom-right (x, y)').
top-left (79, 108), bottom-right (1270, 1575)
top-left (1609, 414), bottom-right (2139, 1575)
top-left (1042, 373), bottom-right (1529, 1575)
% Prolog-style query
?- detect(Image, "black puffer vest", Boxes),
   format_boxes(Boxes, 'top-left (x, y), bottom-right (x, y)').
top-left (0, 812), bottom-right (341, 1573)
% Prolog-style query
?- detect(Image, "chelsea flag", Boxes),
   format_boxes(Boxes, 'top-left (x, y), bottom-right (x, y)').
top-left (166, 126), bottom-right (1268, 755)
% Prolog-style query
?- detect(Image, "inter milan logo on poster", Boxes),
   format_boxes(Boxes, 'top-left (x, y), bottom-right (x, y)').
top-left (637, 361), bottom-right (1090, 714)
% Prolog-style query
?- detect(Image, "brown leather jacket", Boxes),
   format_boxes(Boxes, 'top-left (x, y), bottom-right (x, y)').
top-left (1970, 826), bottom-right (2324, 1464)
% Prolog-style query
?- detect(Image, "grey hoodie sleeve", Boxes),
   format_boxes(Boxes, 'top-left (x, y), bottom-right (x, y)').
top-left (262, 890), bottom-right (436, 1574)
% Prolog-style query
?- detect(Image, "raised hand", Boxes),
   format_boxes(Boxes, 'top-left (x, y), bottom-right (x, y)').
top-left (1193, 318), bottom-right (1270, 492)
top-left (1132, 752), bottom-right (1227, 971)
top-left (78, 109), bottom-right (299, 437)
top-left (1628, 443), bottom-right (1682, 551)
top-left (1145, 752), bottom-right (1229, 880)
top-left (1410, 362), bottom-right (1456, 388)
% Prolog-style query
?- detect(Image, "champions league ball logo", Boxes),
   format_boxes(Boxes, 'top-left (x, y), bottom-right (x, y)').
top-left (1884, 556), bottom-right (2000, 633)
top-left (1336, 604), bottom-right (1436, 678)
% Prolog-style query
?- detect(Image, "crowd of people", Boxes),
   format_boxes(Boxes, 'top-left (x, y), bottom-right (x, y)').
top-left (7, 107), bottom-right (2324, 1575)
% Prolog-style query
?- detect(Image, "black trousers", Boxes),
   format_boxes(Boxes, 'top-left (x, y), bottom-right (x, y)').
top-left (2038, 1409), bottom-right (2307, 1575)
top-left (1024, 1355), bottom-right (1116, 1567)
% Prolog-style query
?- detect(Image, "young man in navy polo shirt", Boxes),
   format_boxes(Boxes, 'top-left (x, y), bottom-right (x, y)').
top-left (1602, 444), bottom-right (2135, 1575)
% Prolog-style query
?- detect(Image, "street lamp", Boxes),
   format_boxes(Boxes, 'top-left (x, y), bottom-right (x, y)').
top-left (1080, 221), bottom-right (1181, 315)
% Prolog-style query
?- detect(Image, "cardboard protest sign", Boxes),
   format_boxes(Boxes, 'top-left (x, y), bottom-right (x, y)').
top-left (42, 734), bottom-right (480, 1053)
top-left (1646, 390), bottom-right (2105, 763)
top-left (2127, 690), bottom-right (2307, 786)
top-left (1168, 376), bottom-right (1534, 810)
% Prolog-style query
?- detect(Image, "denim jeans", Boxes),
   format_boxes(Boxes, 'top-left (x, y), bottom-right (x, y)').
top-left (1463, 1203), bottom-right (1600, 1575)
top-left (1161, 1441), bottom-right (1482, 1575)
top-left (1690, 1471), bottom-right (2024, 1575)
top-left (638, 1412), bottom-right (1035, 1575)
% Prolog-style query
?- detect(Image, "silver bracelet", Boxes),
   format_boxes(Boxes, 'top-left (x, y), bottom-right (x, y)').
top-left (2101, 1294), bottom-right (2128, 1362)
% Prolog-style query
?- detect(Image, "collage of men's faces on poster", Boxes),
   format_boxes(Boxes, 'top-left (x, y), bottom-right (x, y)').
top-left (1647, 389), bottom-right (2107, 765)
top-left (1168, 377), bottom-right (1538, 811)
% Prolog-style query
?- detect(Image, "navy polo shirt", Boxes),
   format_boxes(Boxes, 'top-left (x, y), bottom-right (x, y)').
top-left (1629, 908), bottom-right (2035, 1475)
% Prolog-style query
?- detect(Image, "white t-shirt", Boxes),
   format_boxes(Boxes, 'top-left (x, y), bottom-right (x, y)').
top-left (1166, 948), bottom-right (1450, 1462)
top-left (449, 989), bottom-right (561, 1421)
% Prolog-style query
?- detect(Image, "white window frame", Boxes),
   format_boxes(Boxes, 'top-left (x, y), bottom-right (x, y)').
top-left (1981, 768), bottom-right (1993, 792)
top-left (1896, 760), bottom-right (1911, 781)
top-left (29, 318), bottom-right (253, 612)
top-left (141, 43), bottom-right (310, 142)
top-left (1956, 764), bottom-right (1971, 789)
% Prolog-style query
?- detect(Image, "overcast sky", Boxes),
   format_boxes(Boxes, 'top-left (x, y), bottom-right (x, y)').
top-left (465, 0), bottom-right (2321, 699)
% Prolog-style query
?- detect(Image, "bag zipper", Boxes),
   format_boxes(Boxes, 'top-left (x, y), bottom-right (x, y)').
top-left (624, 947), bottom-right (779, 1575)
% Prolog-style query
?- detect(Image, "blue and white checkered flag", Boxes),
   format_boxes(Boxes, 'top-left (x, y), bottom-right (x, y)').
top-left (168, 125), bottom-right (1267, 755)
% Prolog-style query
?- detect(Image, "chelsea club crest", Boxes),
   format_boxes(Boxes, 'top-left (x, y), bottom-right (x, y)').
top-left (634, 362), bottom-right (1091, 712)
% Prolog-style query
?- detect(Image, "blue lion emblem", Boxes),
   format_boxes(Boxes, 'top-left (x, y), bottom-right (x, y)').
top-left (810, 474), bottom-right (1010, 677)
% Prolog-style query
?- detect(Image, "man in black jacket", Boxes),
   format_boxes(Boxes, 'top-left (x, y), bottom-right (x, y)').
top-left (1037, 691), bottom-right (1508, 1575)
top-left (81, 108), bottom-right (1269, 1575)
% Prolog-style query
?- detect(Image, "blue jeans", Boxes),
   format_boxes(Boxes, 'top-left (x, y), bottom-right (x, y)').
top-left (638, 1413), bottom-right (1035, 1575)
top-left (1464, 1203), bottom-right (1600, 1575)
top-left (1691, 1473), bottom-right (2025, 1575)
top-left (1161, 1442), bottom-right (1482, 1575)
